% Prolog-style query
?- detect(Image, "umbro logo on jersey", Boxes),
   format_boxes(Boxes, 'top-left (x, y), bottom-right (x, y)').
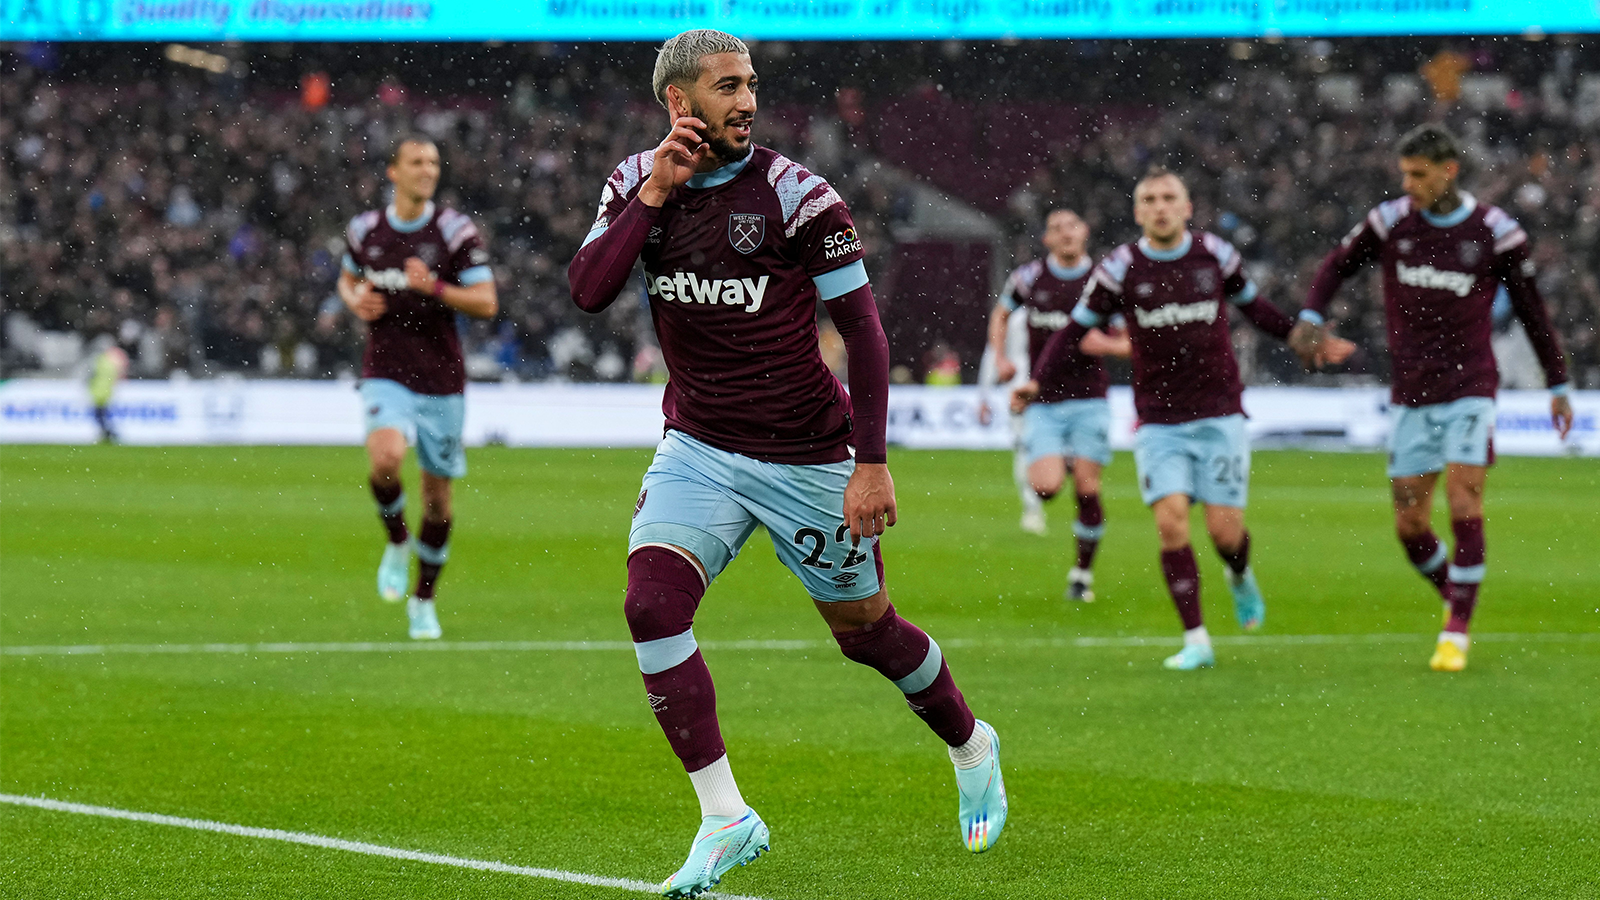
top-left (367, 247), bottom-right (381, 258)
top-left (646, 270), bottom-right (771, 313)
top-left (729, 213), bottom-right (765, 254)
top-left (1396, 262), bottom-right (1475, 297)
top-left (1133, 300), bottom-right (1218, 329)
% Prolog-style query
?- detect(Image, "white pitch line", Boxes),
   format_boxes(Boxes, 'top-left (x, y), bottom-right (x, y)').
top-left (0, 793), bottom-right (769, 900)
top-left (1, 632), bottom-right (1595, 658)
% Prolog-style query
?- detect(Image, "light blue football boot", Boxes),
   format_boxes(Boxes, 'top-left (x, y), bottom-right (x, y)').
top-left (377, 542), bottom-right (410, 603)
top-left (1227, 567), bottom-right (1265, 632)
top-left (406, 598), bottom-right (441, 640)
top-left (955, 720), bottom-right (1007, 853)
top-left (1162, 642), bottom-right (1216, 670)
top-left (660, 807), bottom-right (769, 899)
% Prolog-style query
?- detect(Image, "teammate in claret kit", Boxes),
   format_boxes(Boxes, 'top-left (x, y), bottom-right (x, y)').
top-left (983, 209), bottom-right (1128, 601)
top-left (568, 30), bottom-right (1007, 899)
top-left (1015, 168), bottom-right (1354, 670)
top-left (1290, 125), bottom-right (1573, 673)
top-left (337, 137), bottom-right (498, 640)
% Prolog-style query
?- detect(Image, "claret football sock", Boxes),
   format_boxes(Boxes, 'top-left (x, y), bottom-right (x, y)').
top-left (1074, 493), bottom-right (1104, 570)
top-left (370, 477), bottom-right (408, 544)
top-left (834, 604), bottom-right (977, 748)
top-left (1160, 546), bottom-right (1204, 630)
top-left (414, 518), bottom-right (451, 600)
top-left (1216, 530), bottom-right (1251, 576)
top-left (626, 549), bottom-right (727, 773)
top-left (1400, 531), bottom-right (1450, 598)
top-left (1445, 518), bottom-right (1485, 633)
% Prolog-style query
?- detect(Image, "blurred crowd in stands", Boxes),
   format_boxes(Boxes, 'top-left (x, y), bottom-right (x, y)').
top-left (2, 39), bottom-right (1596, 388)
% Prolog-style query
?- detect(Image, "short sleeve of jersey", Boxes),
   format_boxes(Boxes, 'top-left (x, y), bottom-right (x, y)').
top-left (436, 209), bottom-right (491, 286)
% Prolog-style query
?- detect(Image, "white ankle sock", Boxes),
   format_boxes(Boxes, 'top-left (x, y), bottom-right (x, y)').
top-left (1438, 630), bottom-right (1469, 650)
top-left (688, 755), bottom-right (745, 818)
top-left (1184, 625), bottom-right (1211, 648)
top-left (948, 725), bottom-right (991, 770)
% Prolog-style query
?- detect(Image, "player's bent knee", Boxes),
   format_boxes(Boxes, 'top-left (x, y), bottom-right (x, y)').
top-left (623, 547), bottom-right (707, 645)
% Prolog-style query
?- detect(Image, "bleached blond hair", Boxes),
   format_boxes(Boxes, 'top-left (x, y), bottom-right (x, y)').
top-left (652, 30), bottom-right (750, 109)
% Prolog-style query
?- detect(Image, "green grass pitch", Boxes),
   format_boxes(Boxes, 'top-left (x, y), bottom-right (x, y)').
top-left (2, 445), bottom-right (1597, 899)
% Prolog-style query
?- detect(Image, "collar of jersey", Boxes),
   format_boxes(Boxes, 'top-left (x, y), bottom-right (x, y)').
top-left (685, 151), bottom-right (752, 189)
top-left (1046, 255), bottom-right (1091, 281)
top-left (1419, 192), bottom-right (1476, 229)
top-left (1137, 231), bottom-right (1192, 262)
top-left (387, 201), bottom-right (436, 233)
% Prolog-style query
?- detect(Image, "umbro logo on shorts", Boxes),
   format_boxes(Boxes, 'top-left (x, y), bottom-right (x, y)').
top-left (368, 406), bottom-right (381, 416)
top-left (831, 572), bottom-right (859, 587)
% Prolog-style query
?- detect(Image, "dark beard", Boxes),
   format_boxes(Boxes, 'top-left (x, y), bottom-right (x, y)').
top-left (690, 103), bottom-right (753, 167)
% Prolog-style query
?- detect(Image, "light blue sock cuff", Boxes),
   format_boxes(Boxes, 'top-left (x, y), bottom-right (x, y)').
top-left (634, 629), bottom-right (698, 675)
top-left (893, 638), bottom-right (944, 695)
top-left (1416, 543), bottom-right (1448, 574)
top-left (1073, 520), bottom-right (1106, 541)
top-left (415, 540), bottom-right (450, 566)
top-left (1448, 563), bottom-right (1486, 584)
top-left (378, 493), bottom-right (406, 517)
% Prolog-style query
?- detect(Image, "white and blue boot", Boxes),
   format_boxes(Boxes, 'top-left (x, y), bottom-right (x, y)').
top-left (377, 542), bottom-right (410, 602)
top-left (406, 597), bottom-right (441, 640)
top-left (1163, 642), bottom-right (1216, 671)
top-left (955, 719), bottom-right (1008, 853)
top-left (660, 807), bottom-right (770, 898)
top-left (1228, 568), bottom-right (1265, 632)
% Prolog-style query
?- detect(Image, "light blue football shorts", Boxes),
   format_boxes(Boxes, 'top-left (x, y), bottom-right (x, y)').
top-left (1387, 396), bottom-right (1495, 479)
top-left (1023, 397), bottom-right (1113, 467)
top-left (628, 430), bottom-right (882, 602)
top-left (358, 378), bottom-right (467, 479)
top-left (1133, 413), bottom-right (1250, 508)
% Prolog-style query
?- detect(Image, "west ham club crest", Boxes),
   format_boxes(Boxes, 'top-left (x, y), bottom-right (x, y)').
top-left (1457, 241), bottom-right (1482, 266)
top-left (729, 213), bottom-right (765, 255)
top-left (1192, 269), bottom-right (1218, 295)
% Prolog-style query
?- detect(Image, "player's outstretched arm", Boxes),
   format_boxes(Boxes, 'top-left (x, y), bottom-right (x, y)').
top-left (405, 258), bottom-right (497, 319)
top-left (827, 284), bottom-right (896, 541)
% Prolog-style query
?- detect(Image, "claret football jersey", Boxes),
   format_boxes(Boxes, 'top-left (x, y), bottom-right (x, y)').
top-left (1074, 232), bottom-right (1255, 425)
top-left (1000, 257), bottom-right (1107, 403)
top-left (588, 146), bottom-right (868, 464)
top-left (342, 202), bottom-right (492, 396)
